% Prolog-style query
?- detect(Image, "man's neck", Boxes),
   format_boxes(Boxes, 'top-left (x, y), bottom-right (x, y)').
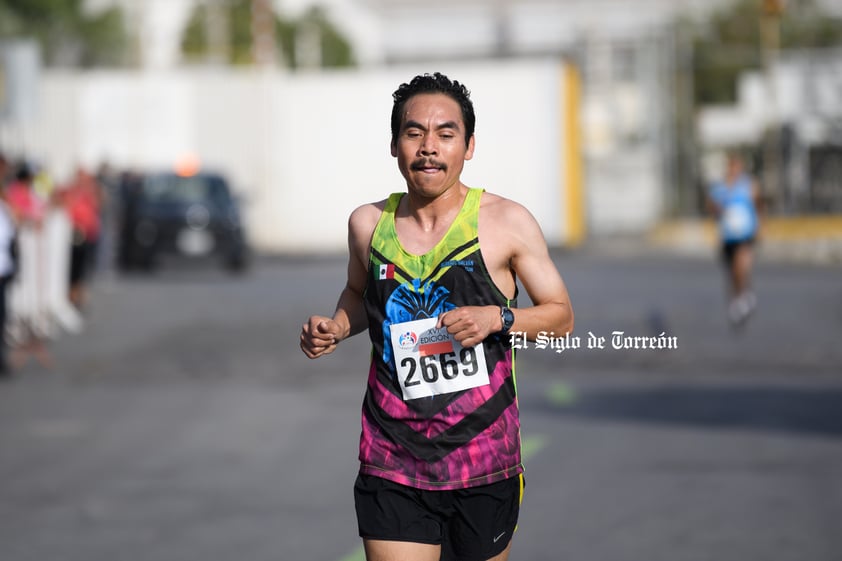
top-left (402, 184), bottom-right (468, 232)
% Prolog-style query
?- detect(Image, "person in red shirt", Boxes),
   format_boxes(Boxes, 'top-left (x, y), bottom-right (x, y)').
top-left (5, 163), bottom-right (45, 225)
top-left (60, 167), bottom-right (102, 310)
top-left (4, 161), bottom-right (54, 369)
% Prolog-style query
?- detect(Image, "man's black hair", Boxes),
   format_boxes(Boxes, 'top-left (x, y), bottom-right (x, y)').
top-left (15, 161), bottom-right (33, 182)
top-left (390, 72), bottom-right (475, 147)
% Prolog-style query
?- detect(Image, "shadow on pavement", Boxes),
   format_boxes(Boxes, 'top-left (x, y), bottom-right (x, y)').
top-left (535, 385), bottom-right (842, 438)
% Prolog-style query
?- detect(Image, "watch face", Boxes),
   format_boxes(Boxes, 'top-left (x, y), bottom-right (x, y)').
top-left (502, 307), bottom-right (515, 331)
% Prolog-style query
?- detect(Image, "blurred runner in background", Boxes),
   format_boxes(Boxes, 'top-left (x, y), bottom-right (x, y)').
top-left (707, 152), bottom-right (763, 327)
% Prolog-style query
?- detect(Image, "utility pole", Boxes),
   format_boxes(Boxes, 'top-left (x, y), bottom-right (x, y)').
top-left (760, 0), bottom-right (784, 212)
top-left (251, 0), bottom-right (277, 66)
top-left (492, 0), bottom-right (513, 58)
top-left (205, 0), bottom-right (229, 65)
top-left (296, 16), bottom-right (322, 69)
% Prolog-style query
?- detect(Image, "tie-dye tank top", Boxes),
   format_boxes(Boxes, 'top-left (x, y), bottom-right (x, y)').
top-left (359, 187), bottom-right (522, 491)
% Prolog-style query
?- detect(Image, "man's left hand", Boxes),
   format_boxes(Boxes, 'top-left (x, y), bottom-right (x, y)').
top-left (436, 306), bottom-right (501, 348)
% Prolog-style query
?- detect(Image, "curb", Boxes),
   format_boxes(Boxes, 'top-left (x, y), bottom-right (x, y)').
top-left (646, 217), bottom-right (842, 266)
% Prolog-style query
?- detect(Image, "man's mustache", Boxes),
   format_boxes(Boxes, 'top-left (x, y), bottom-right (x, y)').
top-left (410, 159), bottom-right (447, 171)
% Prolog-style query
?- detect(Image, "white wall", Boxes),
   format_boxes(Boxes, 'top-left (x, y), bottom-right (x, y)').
top-left (19, 59), bottom-right (577, 253)
top-left (586, 148), bottom-right (662, 234)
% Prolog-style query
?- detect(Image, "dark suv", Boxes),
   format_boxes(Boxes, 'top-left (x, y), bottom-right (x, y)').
top-left (119, 171), bottom-right (249, 272)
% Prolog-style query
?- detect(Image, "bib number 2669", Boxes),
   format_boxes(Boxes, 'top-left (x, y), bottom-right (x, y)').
top-left (390, 317), bottom-right (490, 401)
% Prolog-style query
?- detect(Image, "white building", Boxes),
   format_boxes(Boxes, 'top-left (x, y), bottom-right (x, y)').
top-left (698, 48), bottom-right (842, 213)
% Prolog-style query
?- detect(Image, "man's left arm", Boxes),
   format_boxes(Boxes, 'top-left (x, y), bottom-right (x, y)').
top-left (438, 201), bottom-right (573, 346)
top-left (502, 203), bottom-right (573, 341)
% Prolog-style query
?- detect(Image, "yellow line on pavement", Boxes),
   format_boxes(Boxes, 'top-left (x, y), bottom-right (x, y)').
top-left (338, 545), bottom-right (366, 561)
top-left (522, 434), bottom-right (547, 462)
top-left (650, 216), bottom-right (842, 248)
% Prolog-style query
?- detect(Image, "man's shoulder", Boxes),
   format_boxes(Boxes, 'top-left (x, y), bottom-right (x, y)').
top-left (350, 198), bottom-right (388, 219)
top-left (347, 198), bottom-right (390, 237)
top-left (478, 191), bottom-right (533, 222)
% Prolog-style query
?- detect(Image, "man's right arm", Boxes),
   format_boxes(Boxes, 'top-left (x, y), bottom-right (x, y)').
top-left (330, 205), bottom-right (375, 341)
top-left (300, 203), bottom-right (380, 359)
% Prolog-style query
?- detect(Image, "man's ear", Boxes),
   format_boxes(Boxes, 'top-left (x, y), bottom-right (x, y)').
top-left (464, 135), bottom-right (475, 161)
top-left (390, 140), bottom-right (397, 158)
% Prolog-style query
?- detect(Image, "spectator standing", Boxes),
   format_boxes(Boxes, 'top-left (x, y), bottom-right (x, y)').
top-left (60, 167), bottom-right (102, 310)
top-left (0, 154), bottom-right (16, 377)
top-left (5, 161), bottom-right (53, 369)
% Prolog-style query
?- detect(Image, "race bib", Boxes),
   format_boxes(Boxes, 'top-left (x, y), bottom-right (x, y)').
top-left (722, 205), bottom-right (753, 239)
top-left (389, 317), bottom-right (490, 401)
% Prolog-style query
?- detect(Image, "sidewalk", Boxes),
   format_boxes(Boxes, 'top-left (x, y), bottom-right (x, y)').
top-left (645, 216), bottom-right (842, 265)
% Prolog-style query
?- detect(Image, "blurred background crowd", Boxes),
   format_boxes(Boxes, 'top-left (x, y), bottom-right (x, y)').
top-left (0, 153), bottom-right (110, 375)
top-left (0, 151), bottom-right (251, 377)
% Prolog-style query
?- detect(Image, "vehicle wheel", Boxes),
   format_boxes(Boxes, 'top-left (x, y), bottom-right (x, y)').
top-left (137, 249), bottom-right (157, 271)
top-left (224, 252), bottom-right (248, 273)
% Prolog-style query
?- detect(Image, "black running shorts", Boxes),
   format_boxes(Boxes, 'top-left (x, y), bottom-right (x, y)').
top-left (721, 237), bottom-right (755, 266)
top-left (354, 473), bottom-right (524, 561)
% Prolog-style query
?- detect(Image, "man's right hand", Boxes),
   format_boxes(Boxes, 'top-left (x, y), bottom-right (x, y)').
top-left (300, 316), bottom-right (343, 359)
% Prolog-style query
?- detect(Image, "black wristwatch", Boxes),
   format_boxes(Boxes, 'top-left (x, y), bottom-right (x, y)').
top-left (499, 306), bottom-right (515, 335)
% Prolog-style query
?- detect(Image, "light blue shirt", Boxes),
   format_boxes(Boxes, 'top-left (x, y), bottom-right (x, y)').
top-left (709, 174), bottom-right (758, 243)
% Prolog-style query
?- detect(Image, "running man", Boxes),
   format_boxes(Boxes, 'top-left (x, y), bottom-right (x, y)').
top-left (300, 73), bottom-right (574, 561)
top-left (706, 152), bottom-right (762, 326)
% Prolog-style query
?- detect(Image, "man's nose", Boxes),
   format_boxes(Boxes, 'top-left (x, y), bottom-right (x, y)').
top-left (419, 136), bottom-right (438, 155)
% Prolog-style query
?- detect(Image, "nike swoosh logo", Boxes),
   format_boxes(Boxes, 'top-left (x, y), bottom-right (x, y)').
top-left (493, 531), bottom-right (506, 543)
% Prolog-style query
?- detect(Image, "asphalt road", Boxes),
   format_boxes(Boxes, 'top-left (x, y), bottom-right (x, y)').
top-left (1, 249), bottom-right (840, 561)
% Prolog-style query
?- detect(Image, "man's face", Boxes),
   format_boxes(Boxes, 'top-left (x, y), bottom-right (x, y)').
top-left (391, 93), bottom-right (475, 198)
top-left (727, 156), bottom-right (744, 178)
